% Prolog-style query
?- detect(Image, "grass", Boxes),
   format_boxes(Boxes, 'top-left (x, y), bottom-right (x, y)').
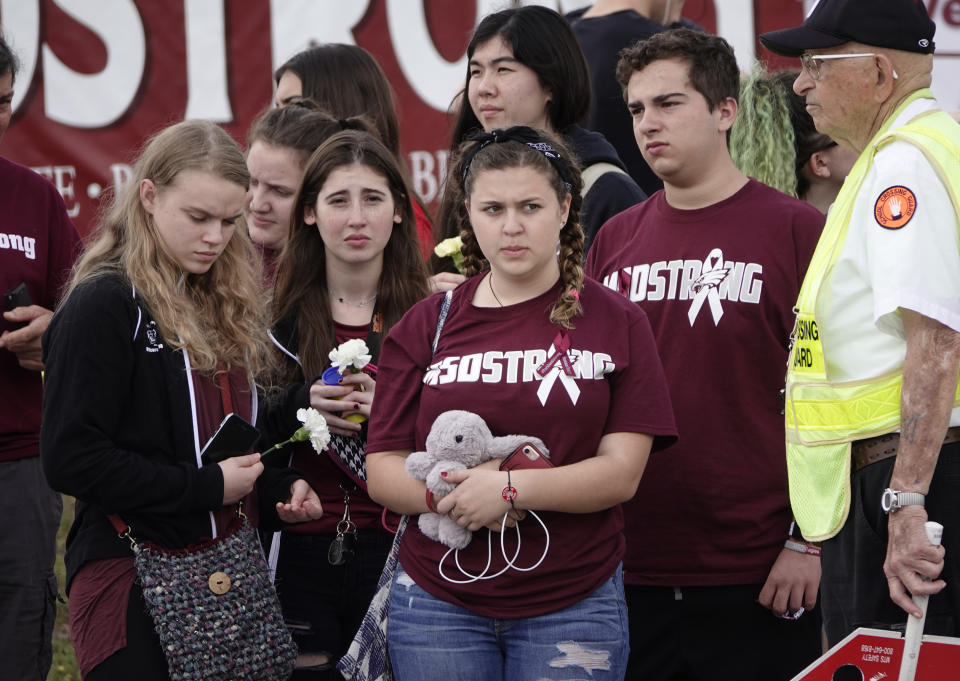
top-left (48, 495), bottom-right (80, 681)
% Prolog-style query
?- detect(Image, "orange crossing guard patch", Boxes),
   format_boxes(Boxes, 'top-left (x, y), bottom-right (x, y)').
top-left (874, 186), bottom-right (917, 229)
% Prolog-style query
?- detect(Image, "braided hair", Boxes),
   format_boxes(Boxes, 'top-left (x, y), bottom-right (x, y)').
top-left (454, 126), bottom-right (584, 329)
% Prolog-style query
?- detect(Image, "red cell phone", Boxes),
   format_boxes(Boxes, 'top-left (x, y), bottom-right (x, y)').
top-left (499, 442), bottom-right (553, 471)
top-left (200, 413), bottom-right (261, 465)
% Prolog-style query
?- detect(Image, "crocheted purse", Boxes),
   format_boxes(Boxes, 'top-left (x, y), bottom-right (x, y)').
top-left (111, 512), bottom-right (297, 681)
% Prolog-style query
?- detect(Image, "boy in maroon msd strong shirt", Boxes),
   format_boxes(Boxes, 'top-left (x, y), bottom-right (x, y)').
top-left (586, 28), bottom-right (825, 681)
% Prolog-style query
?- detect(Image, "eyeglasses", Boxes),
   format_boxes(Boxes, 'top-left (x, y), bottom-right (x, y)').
top-left (800, 53), bottom-right (877, 81)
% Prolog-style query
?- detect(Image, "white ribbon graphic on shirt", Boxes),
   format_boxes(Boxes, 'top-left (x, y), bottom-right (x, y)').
top-left (687, 248), bottom-right (729, 327)
top-left (536, 333), bottom-right (581, 406)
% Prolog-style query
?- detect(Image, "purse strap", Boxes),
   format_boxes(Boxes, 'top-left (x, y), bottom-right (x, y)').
top-left (432, 290), bottom-right (453, 356)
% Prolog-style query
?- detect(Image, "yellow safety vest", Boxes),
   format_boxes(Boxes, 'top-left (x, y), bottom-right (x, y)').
top-left (785, 90), bottom-right (960, 542)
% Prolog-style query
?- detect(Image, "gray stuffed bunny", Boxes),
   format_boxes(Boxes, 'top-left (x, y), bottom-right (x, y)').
top-left (404, 410), bottom-right (549, 550)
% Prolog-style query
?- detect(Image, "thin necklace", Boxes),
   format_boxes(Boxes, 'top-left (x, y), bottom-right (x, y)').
top-left (330, 291), bottom-right (377, 308)
top-left (488, 273), bottom-right (505, 307)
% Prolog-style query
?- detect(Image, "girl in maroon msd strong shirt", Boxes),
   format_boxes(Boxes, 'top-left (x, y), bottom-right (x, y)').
top-left (366, 126), bottom-right (677, 681)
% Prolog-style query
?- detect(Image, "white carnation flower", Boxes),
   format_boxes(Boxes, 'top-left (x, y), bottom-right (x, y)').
top-left (328, 338), bottom-right (372, 374)
top-left (294, 408), bottom-right (331, 454)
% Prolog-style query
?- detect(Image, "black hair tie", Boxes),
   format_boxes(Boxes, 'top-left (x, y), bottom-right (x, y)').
top-left (460, 125), bottom-right (574, 191)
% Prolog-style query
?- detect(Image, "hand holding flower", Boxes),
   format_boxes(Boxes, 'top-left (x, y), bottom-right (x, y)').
top-left (428, 272), bottom-right (467, 294)
top-left (306, 384), bottom-right (358, 435)
top-left (322, 339), bottom-right (375, 425)
top-left (308, 373), bottom-right (375, 436)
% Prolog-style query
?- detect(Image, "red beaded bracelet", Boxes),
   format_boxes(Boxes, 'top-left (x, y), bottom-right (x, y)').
top-left (501, 470), bottom-right (518, 512)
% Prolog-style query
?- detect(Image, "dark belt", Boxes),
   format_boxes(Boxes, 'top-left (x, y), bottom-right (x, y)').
top-left (852, 426), bottom-right (960, 472)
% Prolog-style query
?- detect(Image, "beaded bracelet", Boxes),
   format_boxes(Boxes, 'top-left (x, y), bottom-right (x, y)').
top-left (784, 538), bottom-right (822, 557)
top-left (501, 470), bottom-right (518, 513)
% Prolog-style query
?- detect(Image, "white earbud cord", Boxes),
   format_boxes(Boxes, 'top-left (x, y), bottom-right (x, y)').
top-left (438, 510), bottom-right (550, 584)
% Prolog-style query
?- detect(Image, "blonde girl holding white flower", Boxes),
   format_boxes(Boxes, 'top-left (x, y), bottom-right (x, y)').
top-left (260, 128), bottom-right (429, 680)
top-left (40, 120), bottom-right (323, 681)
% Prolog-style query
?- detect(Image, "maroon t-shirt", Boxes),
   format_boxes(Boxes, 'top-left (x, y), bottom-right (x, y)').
top-left (586, 179), bottom-right (823, 586)
top-left (0, 157), bottom-right (80, 462)
top-left (285, 320), bottom-right (388, 534)
top-left (367, 276), bottom-right (676, 618)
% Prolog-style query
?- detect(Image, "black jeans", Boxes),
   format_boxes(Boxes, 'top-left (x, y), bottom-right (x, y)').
top-left (275, 529), bottom-right (393, 676)
top-left (821, 441), bottom-right (960, 645)
top-left (625, 583), bottom-right (821, 681)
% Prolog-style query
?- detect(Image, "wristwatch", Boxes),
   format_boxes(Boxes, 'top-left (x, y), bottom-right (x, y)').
top-left (881, 488), bottom-right (925, 513)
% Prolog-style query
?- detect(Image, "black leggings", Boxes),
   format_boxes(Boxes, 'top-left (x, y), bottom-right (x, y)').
top-left (84, 584), bottom-right (169, 681)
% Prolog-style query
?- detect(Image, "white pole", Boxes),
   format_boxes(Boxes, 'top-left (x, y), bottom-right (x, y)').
top-left (897, 521), bottom-right (944, 681)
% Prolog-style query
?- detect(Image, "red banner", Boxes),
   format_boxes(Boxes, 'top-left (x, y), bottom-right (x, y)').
top-left (1, 0), bottom-right (817, 236)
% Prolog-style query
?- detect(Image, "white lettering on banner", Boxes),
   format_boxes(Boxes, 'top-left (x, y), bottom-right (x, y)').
top-left (387, 0), bottom-right (509, 112)
top-left (42, 0), bottom-right (145, 128)
top-left (715, 0), bottom-right (756, 70)
top-left (600, 249), bottom-right (764, 327)
top-left (4, 0), bottom-right (958, 137)
top-left (270, 0), bottom-right (370, 71)
top-left (409, 150), bottom-right (450, 203)
top-left (423, 348), bottom-right (614, 407)
top-left (0, 232), bottom-right (37, 260)
top-left (31, 165), bottom-right (79, 217)
top-left (1, 0), bottom-right (40, 115)
top-left (110, 163), bottom-right (134, 194)
top-left (184, 0), bottom-right (231, 122)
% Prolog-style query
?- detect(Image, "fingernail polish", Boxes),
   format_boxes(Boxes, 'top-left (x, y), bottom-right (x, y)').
top-left (440, 471), bottom-right (448, 477)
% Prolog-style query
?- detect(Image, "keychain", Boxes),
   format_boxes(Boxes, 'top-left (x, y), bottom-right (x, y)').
top-left (328, 486), bottom-right (357, 566)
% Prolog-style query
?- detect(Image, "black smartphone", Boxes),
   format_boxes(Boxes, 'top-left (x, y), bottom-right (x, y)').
top-left (4, 282), bottom-right (32, 311)
top-left (200, 413), bottom-right (261, 465)
top-left (500, 442), bottom-right (553, 471)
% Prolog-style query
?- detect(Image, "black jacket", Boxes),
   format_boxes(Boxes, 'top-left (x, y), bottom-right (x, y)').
top-left (41, 274), bottom-right (298, 589)
top-left (258, 316), bottom-right (313, 449)
top-left (565, 124), bottom-right (647, 253)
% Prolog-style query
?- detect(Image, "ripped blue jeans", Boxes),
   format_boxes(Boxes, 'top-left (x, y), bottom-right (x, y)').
top-left (387, 563), bottom-right (629, 681)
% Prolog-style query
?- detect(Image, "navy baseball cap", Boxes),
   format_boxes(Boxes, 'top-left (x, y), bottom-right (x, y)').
top-left (760, 0), bottom-right (936, 57)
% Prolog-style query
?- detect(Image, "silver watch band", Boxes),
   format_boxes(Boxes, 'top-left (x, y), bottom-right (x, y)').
top-left (881, 488), bottom-right (926, 513)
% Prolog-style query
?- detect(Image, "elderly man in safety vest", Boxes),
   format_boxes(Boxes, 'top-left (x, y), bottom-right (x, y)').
top-left (761, 0), bottom-right (960, 646)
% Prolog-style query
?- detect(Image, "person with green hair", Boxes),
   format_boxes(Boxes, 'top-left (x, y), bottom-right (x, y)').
top-left (732, 65), bottom-right (856, 214)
